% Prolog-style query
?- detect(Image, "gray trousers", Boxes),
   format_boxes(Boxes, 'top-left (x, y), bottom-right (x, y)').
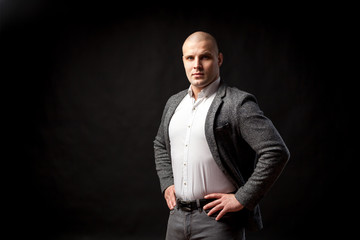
top-left (165, 207), bottom-right (246, 240)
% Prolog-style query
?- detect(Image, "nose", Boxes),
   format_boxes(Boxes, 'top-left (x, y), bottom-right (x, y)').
top-left (193, 58), bottom-right (202, 69)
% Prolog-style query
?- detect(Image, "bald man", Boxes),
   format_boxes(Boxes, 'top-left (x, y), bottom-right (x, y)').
top-left (154, 31), bottom-right (290, 240)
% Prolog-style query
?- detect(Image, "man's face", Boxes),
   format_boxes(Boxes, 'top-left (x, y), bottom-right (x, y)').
top-left (182, 39), bottom-right (223, 90)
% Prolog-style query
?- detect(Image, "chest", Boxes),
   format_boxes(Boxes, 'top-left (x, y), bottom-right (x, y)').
top-left (169, 95), bottom-right (215, 142)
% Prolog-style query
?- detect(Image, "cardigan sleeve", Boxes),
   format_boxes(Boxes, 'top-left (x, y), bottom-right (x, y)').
top-left (153, 99), bottom-right (174, 194)
top-left (234, 94), bottom-right (290, 210)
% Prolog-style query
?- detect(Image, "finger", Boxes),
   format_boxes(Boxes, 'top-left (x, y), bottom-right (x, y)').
top-left (204, 193), bottom-right (224, 199)
top-left (165, 188), bottom-right (176, 210)
top-left (169, 194), bottom-right (177, 210)
top-left (203, 199), bottom-right (221, 210)
top-left (166, 200), bottom-right (173, 210)
top-left (167, 198), bottom-right (176, 210)
top-left (207, 204), bottom-right (223, 216)
top-left (215, 208), bottom-right (227, 221)
top-left (170, 195), bottom-right (176, 209)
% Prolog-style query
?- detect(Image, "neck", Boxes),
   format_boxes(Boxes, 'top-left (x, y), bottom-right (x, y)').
top-left (191, 86), bottom-right (202, 101)
top-left (191, 77), bottom-right (220, 100)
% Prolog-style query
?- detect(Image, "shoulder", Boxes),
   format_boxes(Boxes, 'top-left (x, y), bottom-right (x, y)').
top-left (219, 82), bottom-right (263, 119)
top-left (222, 83), bottom-right (258, 105)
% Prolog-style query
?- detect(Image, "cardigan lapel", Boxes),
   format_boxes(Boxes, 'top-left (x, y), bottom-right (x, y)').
top-left (163, 90), bottom-right (188, 154)
top-left (204, 81), bottom-right (231, 179)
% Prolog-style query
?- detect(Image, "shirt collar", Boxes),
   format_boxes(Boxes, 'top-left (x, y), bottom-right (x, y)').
top-left (188, 77), bottom-right (221, 99)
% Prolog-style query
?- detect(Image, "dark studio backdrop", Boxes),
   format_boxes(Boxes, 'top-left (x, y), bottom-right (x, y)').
top-left (1, 1), bottom-right (353, 239)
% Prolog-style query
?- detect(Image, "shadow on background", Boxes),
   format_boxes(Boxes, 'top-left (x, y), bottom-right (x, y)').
top-left (1, 1), bottom-right (353, 239)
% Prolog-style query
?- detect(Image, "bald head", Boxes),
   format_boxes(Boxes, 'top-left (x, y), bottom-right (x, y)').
top-left (181, 31), bottom-right (223, 98)
top-left (182, 31), bottom-right (219, 55)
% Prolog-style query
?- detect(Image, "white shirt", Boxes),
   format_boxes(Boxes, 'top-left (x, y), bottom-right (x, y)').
top-left (169, 78), bottom-right (236, 201)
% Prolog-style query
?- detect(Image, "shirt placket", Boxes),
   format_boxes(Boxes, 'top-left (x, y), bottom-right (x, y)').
top-left (182, 97), bottom-right (202, 199)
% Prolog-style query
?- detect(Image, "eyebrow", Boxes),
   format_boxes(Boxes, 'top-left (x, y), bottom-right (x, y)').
top-left (184, 51), bottom-right (214, 57)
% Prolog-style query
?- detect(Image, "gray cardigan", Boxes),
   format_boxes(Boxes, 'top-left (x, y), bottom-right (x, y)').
top-left (154, 80), bottom-right (290, 231)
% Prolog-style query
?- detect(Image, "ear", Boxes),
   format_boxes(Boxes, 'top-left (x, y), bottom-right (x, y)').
top-left (218, 52), bottom-right (223, 67)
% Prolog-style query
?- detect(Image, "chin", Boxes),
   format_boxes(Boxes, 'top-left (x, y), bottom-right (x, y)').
top-left (191, 81), bottom-right (204, 87)
top-left (192, 77), bottom-right (205, 83)
top-left (192, 78), bottom-right (210, 86)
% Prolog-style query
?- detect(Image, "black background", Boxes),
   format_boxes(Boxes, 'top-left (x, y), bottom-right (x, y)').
top-left (1, 1), bottom-right (354, 239)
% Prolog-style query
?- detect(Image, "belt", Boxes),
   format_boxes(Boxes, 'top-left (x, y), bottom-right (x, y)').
top-left (176, 199), bottom-right (213, 212)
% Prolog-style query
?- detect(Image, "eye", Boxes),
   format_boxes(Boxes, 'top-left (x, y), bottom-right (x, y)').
top-left (200, 54), bottom-right (211, 60)
top-left (186, 56), bottom-right (194, 60)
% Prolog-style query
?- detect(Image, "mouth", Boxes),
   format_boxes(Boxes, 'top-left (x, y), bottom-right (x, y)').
top-left (192, 72), bottom-right (204, 77)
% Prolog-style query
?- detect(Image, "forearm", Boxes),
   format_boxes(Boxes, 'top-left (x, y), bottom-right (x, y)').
top-left (154, 135), bottom-right (174, 193)
top-left (235, 145), bottom-right (289, 209)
